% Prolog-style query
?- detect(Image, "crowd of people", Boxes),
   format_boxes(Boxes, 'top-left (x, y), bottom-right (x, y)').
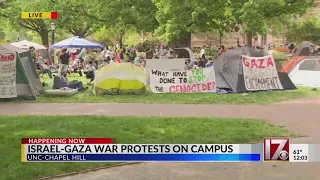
top-left (30, 43), bottom-right (231, 89)
top-left (30, 41), bottom-right (298, 92)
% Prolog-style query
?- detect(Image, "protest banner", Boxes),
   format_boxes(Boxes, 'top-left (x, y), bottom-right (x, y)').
top-left (0, 53), bottom-right (17, 98)
top-left (241, 55), bottom-right (283, 91)
top-left (150, 66), bottom-right (216, 93)
top-left (145, 59), bottom-right (185, 85)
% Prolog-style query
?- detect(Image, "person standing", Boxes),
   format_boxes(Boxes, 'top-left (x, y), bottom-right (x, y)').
top-left (119, 47), bottom-right (124, 61)
top-left (159, 45), bottom-right (167, 59)
top-left (199, 46), bottom-right (206, 61)
top-left (217, 45), bottom-right (226, 57)
top-left (129, 46), bottom-right (136, 62)
top-left (59, 49), bottom-right (70, 76)
top-left (55, 46), bottom-right (63, 66)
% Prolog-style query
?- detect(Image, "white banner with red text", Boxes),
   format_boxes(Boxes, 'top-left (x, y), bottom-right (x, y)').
top-left (241, 55), bottom-right (283, 91)
top-left (150, 66), bottom-right (216, 93)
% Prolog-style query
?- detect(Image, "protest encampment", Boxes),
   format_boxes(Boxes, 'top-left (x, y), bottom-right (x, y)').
top-left (1, 1), bottom-right (320, 179)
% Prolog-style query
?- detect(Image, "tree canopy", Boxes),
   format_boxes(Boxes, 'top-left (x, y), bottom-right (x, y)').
top-left (50, 0), bottom-right (102, 37)
top-left (0, 0), bottom-right (53, 46)
top-left (0, 0), bottom-right (317, 47)
top-left (152, 0), bottom-right (233, 46)
top-left (286, 17), bottom-right (320, 44)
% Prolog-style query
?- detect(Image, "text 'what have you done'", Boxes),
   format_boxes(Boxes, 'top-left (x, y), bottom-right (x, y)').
top-left (150, 67), bottom-right (216, 93)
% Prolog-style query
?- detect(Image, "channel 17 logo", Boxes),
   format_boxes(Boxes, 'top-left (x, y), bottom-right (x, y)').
top-left (264, 138), bottom-right (289, 161)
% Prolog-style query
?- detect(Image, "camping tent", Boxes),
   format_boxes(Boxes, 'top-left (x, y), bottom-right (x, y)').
top-left (282, 56), bottom-right (320, 87)
top-left (93, 63), bottom-right (146, 95)
top-left (280, 56), bottom-right (306, 73)
top-left (214, 47), bottom-right (296, 92)
top-left (273, 46), bottom-right (290, 53)
top-left (269, 50), bottom-right (289, 71)
top-left (11, 40), bottom-right (51, 64)
top-left (52, 36), bottom-right (104, 48)
top-left (293, 41), bottom-right (314, 56)
top-left (174, 47), bottom-right (196, 62)
top-left (0, 44), bottom-right (44, 100)
top-left (11, 40), bottom-right (46, 49)
top-left (269, 50), bottom-right (288, 61)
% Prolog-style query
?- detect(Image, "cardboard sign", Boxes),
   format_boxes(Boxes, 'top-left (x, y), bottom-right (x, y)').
top-left (145, 59), bottom-right (186, 85)
top-left (150, 66), bottom-right (216, 93)
top-left (242, 55), bottom-right (283, 91)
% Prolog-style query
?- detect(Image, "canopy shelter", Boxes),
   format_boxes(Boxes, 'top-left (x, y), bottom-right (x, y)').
top-left (52, 36), bottom-right (104, 49)
top-left (11, 40), bottom-right (47, 49)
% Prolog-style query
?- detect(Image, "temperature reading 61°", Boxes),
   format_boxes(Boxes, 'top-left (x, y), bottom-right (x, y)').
top-left (293, 150), bottom-right (302, 154)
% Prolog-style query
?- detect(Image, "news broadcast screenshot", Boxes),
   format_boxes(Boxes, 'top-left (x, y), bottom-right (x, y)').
top-left (22, 138), bottom-right (312, 163)
top-left (1, 0), bottom-right (320, 179)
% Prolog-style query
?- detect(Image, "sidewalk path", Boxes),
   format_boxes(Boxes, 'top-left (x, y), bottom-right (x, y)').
top-left (1, 98), bottom-right (320, 180)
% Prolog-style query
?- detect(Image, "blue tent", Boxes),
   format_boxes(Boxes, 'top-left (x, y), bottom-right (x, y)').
top-left (52, 36), bottom-right (104, 48)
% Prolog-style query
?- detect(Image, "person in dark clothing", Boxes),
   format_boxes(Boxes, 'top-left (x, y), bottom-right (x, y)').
top-left (56, 73), bottom-right (88, 91)
top-left (29, 46), bottom-right (36, 62)
top-left (93, 50), bottom-right (99, 68)
top-left (84, 61), bottom-right (95, 85)
top-left (59, 49), bottom-right (70, 75)
top-left (119, 48), bottom-right (124, 60)
top-left (129, 46), bottom-right (136, 62)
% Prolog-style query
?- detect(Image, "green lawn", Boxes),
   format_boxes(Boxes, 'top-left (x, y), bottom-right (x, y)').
top-left (0, 116), bottom-right (293, 180)
top-left (34, 75), bottom-right (320, 104)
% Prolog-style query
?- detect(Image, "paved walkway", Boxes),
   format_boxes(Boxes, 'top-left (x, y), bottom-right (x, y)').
top-left (1, 98), bottom-right (320, 180)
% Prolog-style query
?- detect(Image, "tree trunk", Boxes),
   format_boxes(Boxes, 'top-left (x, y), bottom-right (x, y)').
top-left (246, 32), bottom-right (253, 47)
top-left (39, 29), bottom-right (49, 47)
top-left (219, 35), bottom-right (222, 46)
top-left (119, 34), bottom-right (123, 48)
top-left (176, 31), bottom-right (191, 47)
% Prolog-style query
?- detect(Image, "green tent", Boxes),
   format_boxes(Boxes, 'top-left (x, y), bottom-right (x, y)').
top-left (0, 44), bottom-right (44, 100)
top-left (270, 50), bottom-right (288, 61)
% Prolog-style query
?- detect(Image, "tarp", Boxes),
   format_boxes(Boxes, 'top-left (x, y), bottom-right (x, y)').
top-left (11, 40), bottom-right (47, 49)
top-left (52, 36), bottom-right (104, 49)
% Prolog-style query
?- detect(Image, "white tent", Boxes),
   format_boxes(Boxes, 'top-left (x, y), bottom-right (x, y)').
top-left (11, 40), bottom-right (46, 50)
top-left (289, 57), bottom-right (320, 87)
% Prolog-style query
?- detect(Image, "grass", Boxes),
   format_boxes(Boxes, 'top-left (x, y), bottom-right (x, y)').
top-left (0, 115), bottom-right (293, 180)
top-left (34, 74), bottom-right (320, 104)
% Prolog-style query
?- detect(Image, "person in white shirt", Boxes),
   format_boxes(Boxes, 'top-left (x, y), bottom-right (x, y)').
top-left (199, 46), bottom-right (206, 61)
top-left (84, 61), bottom-right (96, 84)
top-left (100, 47), bottom-right (106, 60)
top-left (159, 46), bottom-right (167, 59)
top-left (104, 48), bottom-right (112, 59)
